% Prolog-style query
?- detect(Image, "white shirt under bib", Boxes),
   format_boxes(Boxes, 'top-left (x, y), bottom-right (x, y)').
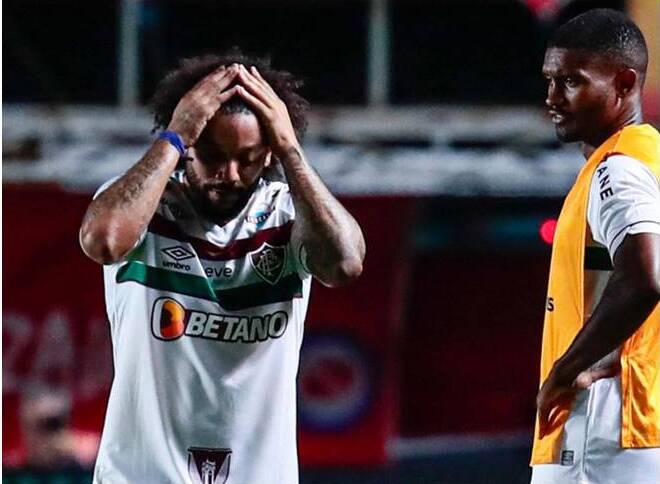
top-left (587, 154), bottom-right (660, 258)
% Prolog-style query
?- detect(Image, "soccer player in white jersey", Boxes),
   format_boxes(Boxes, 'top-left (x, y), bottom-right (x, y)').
top-left (531, 9), bottom-right (660, 484)
top-left (79, 52), bottom-right (365, 484)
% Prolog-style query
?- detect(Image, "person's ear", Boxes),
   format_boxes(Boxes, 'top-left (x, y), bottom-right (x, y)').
top-left (614, 68), bottom-right (637, 98)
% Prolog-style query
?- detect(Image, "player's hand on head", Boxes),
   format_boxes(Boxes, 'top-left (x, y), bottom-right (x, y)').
top-left (235, 64), bottom-right (300, 159)
top-left (167, 64), bottom-right (241, 146)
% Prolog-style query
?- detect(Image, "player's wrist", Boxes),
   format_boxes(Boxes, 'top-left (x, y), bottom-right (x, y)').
top-left (154, 138), bottom-right (184, 162)
top-left (275, 142), bottom-right (303, 164)
top-left (165, 117), bottom-right (200, 146)
top-left (550, 358), bottom-right (581, 387)
top-left (158, 129), bottom-right (188, 156)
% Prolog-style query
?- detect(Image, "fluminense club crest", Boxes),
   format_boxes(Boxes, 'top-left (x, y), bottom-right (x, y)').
top-left (187, 447), bottom-right (231, 484)
top-left (249, 243), bottom-right (287, 285)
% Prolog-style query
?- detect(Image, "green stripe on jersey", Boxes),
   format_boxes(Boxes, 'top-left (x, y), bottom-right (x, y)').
top-left (216, 273), bottom-right (303, 311)
top-left (116, 262), bottom-right (217, 302)
top-left (116, 262), bottom-right (303, 310)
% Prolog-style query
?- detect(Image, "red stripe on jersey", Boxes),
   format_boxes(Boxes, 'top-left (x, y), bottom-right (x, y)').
top-left (148, 213), bottom-right (293, 261)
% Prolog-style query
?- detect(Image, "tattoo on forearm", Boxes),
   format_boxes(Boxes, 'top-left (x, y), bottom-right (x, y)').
top-left (112, 150), bottom-right (164, 206)
top-left (83, 142), bottom-right (177, 231)
top-left (281, 149), bottom-right (365, 280)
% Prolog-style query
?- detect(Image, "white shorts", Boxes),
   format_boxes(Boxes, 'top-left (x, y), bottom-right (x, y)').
top-left (531, 377), bottom-right (660, 484)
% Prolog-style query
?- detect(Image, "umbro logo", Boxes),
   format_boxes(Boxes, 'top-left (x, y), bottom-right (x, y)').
top-left (161, 246), bottom-right (195, 261)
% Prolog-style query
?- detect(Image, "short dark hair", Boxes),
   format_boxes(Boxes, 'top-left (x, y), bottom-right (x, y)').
top-left (151, 49), bottom-right (309, 139)
top-left (549, 8), bottom-right (648, 78)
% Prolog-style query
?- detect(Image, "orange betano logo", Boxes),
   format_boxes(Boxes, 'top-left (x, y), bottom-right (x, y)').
top-left (153, 298), bottom-right (186, 340)
top-left (150, 297), bottom-right (289, 343)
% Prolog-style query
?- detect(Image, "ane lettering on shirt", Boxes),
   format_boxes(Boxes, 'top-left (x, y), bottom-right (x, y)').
top-left (596, 163), bottom-right (614, 201)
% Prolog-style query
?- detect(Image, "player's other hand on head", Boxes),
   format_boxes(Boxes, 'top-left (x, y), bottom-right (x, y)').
top-left (167, 64), bottom-right (241, 147)
top-left (234, 64), bottom-right (300, 160)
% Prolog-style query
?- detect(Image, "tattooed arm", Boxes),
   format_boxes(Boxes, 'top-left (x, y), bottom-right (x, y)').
top-left (79, 141), bottom-right (180, 264)
top-left (80, 65), bottom-right (240, 264)
top-left (280, 148), bottom-right (365, 286)
top-left (235, 65), bottom-right (365, 286)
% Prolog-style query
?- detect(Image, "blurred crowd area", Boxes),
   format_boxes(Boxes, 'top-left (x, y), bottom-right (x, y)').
top-left (3, 0), bottom-right (659, 483)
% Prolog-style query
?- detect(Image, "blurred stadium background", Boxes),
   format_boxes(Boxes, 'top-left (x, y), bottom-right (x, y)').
top-left (3, 0), bottom-right (659, 482)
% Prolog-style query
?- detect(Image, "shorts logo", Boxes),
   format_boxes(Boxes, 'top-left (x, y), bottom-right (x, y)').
top-left (162, 245), bottom-right (195, 261)
top-left (560, 450), bottom-right (574, 466)
top-left (249, 243), bottom-right (286, 285)
top-left (152, 298), bottom-right (186, 340)
top-left (188, 447), bottom-right (231, 484)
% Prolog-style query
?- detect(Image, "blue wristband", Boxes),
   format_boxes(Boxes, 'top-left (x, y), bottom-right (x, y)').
top-left (158, 130), bottom-right (187, 156)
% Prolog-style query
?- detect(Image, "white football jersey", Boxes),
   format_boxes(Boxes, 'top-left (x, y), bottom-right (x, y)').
top-left (92, 171), bottom-right (312, 484)
top-left (587, 154), bottom-right (660, 259)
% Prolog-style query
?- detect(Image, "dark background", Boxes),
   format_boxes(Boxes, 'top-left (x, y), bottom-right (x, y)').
top-left (4, 0), bottom-right (623, 105)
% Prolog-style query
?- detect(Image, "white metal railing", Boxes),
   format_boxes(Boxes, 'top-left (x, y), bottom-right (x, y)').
top-left (3, 104), bottom-right (584, 196)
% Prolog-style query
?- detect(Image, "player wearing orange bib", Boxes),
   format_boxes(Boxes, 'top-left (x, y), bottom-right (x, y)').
top-left (531, 9), bottom-right (660, 484)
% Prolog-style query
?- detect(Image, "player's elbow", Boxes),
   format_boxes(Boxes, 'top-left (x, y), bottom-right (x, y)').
top-left (79, 224), bottom-right (129, 265)
top-left (325, 256), bottom-right (364, 288)
top-left (340, 256), bottom-right (364, 283)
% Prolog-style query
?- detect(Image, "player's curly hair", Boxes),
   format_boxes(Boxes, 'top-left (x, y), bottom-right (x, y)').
top-left (150, 49), bottom-right (310, 140)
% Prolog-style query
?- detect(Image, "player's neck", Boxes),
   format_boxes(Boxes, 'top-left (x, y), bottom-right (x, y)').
top-left (581, 107), bottom-right (643, 159)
